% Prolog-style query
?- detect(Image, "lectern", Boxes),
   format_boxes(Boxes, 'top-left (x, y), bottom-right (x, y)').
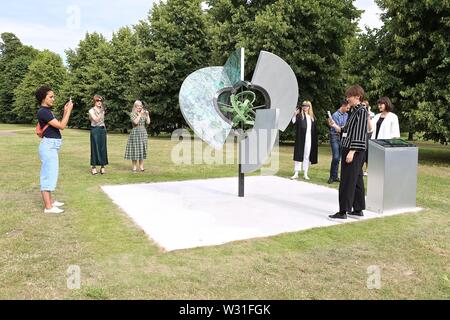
top-left (366, 139), bottom-right (418, 213)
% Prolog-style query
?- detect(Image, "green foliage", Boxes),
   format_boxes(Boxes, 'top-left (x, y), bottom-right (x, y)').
top-left (207, 0), bottom-right (361, 142)
top-left (100, 27), bottom-right (138, 132)
top-left (132, 0), bottom-right (211, 135)
top-left (1, 0), bottom-right (448, 144)
top-left (376, 0), bottom-right (450, 144)
top-left (206, 0), bottom-right (278, 65)
top-left (345, 0), bottom-right (450, 144)
top-left (61, 33), bottom-right (111, 128)
top-left (12, 50), bottom-right (67, 123)
top-left (0, 33), bottom-right (38, 123)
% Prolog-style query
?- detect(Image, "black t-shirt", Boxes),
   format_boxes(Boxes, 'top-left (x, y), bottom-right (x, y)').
top-left (37, 107), bottom-right (61, 139)
top-left (375, 117), bottom-right (385, 140)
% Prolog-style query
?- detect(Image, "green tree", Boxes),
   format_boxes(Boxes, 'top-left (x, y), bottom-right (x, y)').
top-left (12, 50), bottom-right (67, 123)
top-left (207, 0), bottom-right (361, 141)
top-left (133, 0), bottom-right (211, 134)
top-left (375, 0), bottom-right (450, 143)
top-left (0, 33), bottom-right (38, 122)
top-left (343, 27), bottom-right (402, 108)
top-left (103, 27), bottom-right (138, 132)
top-left (206, 0), bottom-right (277, 65)
top-left (61, 32), bottom-right (111, 128)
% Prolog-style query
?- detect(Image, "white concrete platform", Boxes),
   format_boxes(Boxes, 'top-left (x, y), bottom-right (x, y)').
top-left (101, 176), bottom-right (421, 251)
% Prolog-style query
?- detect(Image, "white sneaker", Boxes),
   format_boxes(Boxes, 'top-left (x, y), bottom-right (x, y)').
top-left (290, 173), bottom-right (299, 180)
top-left (44, 206), bottom-right (64, 214)
top-left (52, 200), bottom-right (65, 207)
top-left (304, 175), bottom-right (310, 180)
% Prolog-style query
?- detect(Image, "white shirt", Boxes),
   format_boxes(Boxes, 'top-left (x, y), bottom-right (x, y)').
top-left (370, 112), bottom-right (400, 139)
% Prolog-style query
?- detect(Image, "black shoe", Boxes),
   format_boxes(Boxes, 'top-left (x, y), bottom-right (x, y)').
top-left (327, 177), bottom-right (334, 184)
top-left (348, 210), bottom-right (364, 219)
top-left (328, 212), bottom-right (347, 220)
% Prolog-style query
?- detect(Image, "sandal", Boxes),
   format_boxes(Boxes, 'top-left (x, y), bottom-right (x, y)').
top-left (132, 168), bottom-right (137, 173)
top-left (91, 168), bottom-right (98, 175)
top-left (100, 167), bottom-right (106, 175)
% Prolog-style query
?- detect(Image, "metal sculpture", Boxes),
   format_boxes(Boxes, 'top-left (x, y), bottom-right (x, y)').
top-left (179, 48), bottom-right (299, 196)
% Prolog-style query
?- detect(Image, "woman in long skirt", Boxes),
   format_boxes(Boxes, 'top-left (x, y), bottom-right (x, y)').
top-left (125, 100), bottom-right (151, 172)
top-left (88, 95), bottom-right (108, 175)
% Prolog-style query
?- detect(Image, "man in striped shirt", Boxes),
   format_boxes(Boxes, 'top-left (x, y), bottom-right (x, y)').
top-left (329, 85), bottom-right (368, 220)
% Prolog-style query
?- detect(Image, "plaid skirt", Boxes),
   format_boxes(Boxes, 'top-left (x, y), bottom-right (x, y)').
top-left (125, 126), bottom-right (148, 160)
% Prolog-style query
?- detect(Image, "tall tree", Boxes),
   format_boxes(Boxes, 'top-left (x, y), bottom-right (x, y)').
top-left (133, 0), bottom-right (211, 134)
top-left (343, 27), bottom-right (401, 106)
top-left (12, 50), bottom-right (67, 123)
top-left (206, 0), bottom-right (277, 65)
top-left (103, 27), bottom-right (138, 132)
top-left (61, 32), bottom-right (111, 128)
top-left (207, 0), bottom-right (361, 141)
top-left (0, 33), bottom-right (38, 122)
top-left (375, 0), bottom-right (450, 143)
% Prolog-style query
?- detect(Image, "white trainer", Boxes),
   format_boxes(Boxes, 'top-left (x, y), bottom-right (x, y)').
top-left (304, 175), bottom-right (310, 180)
top-left (52, 201), bottom-right (65, 207)
top-left (290, 173), bottom-right (299, 180)
top-left (44, 206), bottom-right (64, 214)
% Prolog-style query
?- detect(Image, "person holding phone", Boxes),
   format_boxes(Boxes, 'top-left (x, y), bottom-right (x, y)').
top-left (290, 100), bottom-right (318, 180)
top-left (124, 100), bottom-right (151, 172)
top-left (88, 95), bottom-right (108, 175)
top-left (326, 99), bottom-right (350, 184)
top-left (329, 85), bottom-right (368, 220)
top-left (36, 85), bottom-right (73, 214)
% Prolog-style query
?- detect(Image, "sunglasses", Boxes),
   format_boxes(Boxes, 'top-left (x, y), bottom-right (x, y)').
top-left (302, 105), bottom-right (310, 107)
top-left (95, 99), bottom-right (103, 102)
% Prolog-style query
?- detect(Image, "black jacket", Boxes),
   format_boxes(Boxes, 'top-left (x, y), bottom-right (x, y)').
top-left (293, 114), bottom-right (318, 164)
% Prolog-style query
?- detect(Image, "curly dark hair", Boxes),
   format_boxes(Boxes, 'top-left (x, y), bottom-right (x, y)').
top-left (35, 85), bottom-right (53, 104)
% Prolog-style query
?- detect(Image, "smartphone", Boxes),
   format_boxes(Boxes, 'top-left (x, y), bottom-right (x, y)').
top-left (327, 111), bottom-right (332, 120)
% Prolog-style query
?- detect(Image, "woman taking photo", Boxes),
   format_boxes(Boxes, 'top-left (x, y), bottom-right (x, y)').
top-left (88, 95), bottom-right (108, 175)
top-left (125, 100), bottom-right (151, 172)
top-left (36, 85), bottom-right (73, 214)
top-left (290, 100), bottom-right (318, 180)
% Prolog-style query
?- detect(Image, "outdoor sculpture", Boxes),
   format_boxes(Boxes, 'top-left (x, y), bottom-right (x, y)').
top-left (179, 48), bottom-right (299, 196)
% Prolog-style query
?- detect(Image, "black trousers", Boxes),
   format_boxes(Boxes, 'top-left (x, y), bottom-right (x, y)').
top-left (339, 147), bottom-right (366, 212)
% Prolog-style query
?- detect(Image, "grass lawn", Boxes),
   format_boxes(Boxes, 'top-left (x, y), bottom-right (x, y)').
top-left (0, 123), bottom-right (449, 299)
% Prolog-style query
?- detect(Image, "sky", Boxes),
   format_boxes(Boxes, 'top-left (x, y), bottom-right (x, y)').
top-left (0, 0), bottom-right (383, 60)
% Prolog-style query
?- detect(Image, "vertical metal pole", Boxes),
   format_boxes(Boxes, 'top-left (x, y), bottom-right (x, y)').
top-left (238, 88), bottom-right (245, 197)
top-left (238, 164), bottom-right (244, 197)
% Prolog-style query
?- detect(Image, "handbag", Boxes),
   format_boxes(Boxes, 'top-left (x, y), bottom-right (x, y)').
top-left (36, 122), bottom-right (49, 138)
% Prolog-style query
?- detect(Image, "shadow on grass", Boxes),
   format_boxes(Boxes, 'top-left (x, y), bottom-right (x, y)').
top-left (418, 146), bottom-right (450, 166)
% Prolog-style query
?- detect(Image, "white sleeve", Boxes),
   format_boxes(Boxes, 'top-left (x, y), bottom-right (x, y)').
top-left (391, 114), bottom-right (400, 138)
top-left (88, 109), bottom-right (96, 121)
top-left (292, 116), bottom-right (296, 124)
top-left (370, 114), bottom-right (378, 138)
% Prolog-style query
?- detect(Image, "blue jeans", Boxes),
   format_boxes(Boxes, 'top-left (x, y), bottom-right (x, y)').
top-left (38, 138), bottom-right (62, 191)
top-left (329, 133), bottom-right (341, 180)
